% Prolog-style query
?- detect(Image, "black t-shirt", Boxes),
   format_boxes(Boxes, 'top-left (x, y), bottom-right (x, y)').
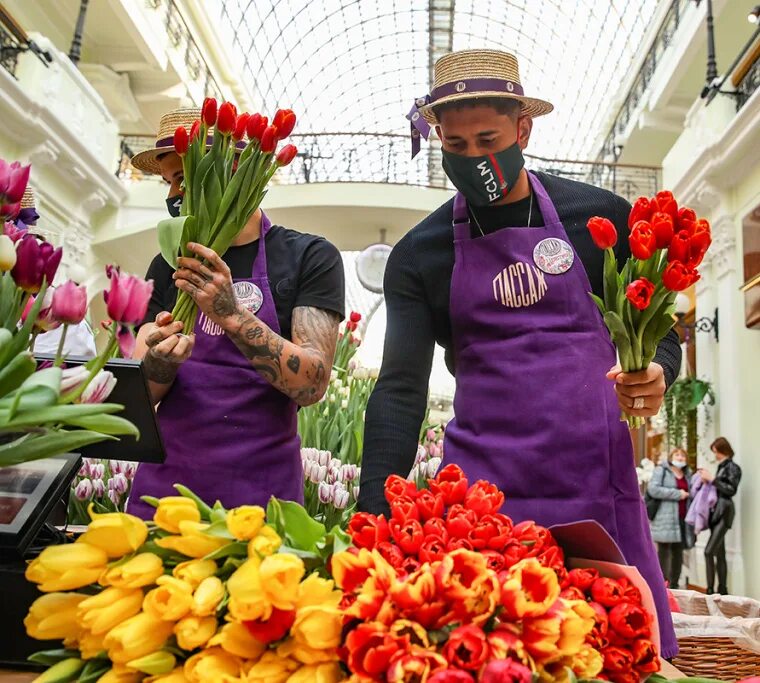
top-left (359, 171), bottom-right (682, 514)
top-left (143, 225), bottom-right (345, 339)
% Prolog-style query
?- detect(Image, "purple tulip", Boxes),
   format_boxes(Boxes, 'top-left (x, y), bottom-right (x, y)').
top-left (74, 478), bottom-right (93, 500)
top-left (52, 280), bottom-right (87, 324)
top-left (80, 370), bottom-right (116, 404)
top-left (103, 265), bottom-right (153, 325)
top-left (125, 462), bottom-right (137, 479)
top-left (110, 460), bottom-right (127, 475)
top-left (111, 473), bottom-right (129, 494)
top-left (11, 235), bottom-right (62, 294)
top-left (0, 159), bottom-right (30, 204)
top-left (92, 478), bottom-right (105, 497)
top-left (318, 482), bottom-right (333, 504)
top-left (3, 220), bottom-right (25, 243)
top-left (91, 463), bottom-right (105, 480)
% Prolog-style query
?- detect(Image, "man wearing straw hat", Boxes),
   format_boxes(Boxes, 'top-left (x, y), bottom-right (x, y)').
top-left (127, 107), bottom-right (345, 516)
top-left (360, 49), bottom-right (681, 657)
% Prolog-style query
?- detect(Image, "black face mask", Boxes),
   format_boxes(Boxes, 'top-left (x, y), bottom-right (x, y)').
top-left (441, 141), bottom-right (525, 207)
top-left (166, 194), bottom-right (183, 217)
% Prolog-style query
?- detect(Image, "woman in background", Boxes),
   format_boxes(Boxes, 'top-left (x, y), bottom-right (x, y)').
top-left (648, 448), bottom-right (693, 589)
top-left (699, 437), bottom-right (741, 595)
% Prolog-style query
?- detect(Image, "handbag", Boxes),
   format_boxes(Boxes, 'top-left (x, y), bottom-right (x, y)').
top-left (645, 466), bottom-right (667, 521)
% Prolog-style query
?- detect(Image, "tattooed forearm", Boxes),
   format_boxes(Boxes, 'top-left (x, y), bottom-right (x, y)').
top-left (223, 306), bottom-right (340, 406)
top-left (142, 351), bottom-right (180, 385)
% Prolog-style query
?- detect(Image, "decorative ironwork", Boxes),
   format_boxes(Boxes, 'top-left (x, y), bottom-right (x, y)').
top-left (676, 308), bottom-right (719, 342)
top-left (68, 0), bottom-right (89, 66)
top-left (599, 0), bottom-right (694, 161)
top-left (736, 55), bottom-right (760, 110)
top-left (0, 23), bottom-right (20, 76)
top-left (116, 132), bottom-right (660, 204)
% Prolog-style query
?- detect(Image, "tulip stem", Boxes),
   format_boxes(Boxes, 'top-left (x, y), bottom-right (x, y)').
top-left (54, 324), bottom-right (69, 367)
top-left (29, 330), bottom-right (39, 353)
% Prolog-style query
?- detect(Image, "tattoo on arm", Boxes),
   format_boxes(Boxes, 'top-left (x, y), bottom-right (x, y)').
top-left (225, 306), bottom-right (340, 406)
top-left (142, 351), bottom-right (179, 385)
top-left (212, 281), bottom-right (238, 318)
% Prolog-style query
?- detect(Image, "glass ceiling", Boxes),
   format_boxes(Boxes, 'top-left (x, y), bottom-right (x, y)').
top-left (215, 0), bottom-right (659, 159)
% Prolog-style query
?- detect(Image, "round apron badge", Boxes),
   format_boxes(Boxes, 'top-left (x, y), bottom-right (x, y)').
top-left (533, 238), bottom-right (574, 275)
top-left (234, 281), bottom-right (264, 313)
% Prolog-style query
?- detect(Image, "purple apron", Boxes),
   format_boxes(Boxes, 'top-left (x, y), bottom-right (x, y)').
top-left (443, 172), bottom-right (677, 658)
top-left (128, 214), bottom-right (303, 517)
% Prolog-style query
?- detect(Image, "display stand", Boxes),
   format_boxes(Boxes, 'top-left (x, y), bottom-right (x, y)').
top-left (0, 358), bottom-right (165, 670)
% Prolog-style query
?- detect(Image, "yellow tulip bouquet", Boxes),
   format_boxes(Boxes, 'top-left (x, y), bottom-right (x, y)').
top-left (23, 486), bottom-right (350, 683)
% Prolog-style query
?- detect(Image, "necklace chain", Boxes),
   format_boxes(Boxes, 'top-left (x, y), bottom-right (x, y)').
top-left (471, 188), bottom-right (533, 238)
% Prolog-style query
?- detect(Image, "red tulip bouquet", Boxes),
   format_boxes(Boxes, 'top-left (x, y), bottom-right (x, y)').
top-left (0, 156), bottom-right (147, 466)
top-left (158, 98), bottom-right (299, 332)
top-left (587, 191), bottom-right (711, 427)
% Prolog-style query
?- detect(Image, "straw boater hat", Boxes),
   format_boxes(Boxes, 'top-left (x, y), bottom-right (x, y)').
top-left (407, 49), bottom-right (554, 156)
top-left (20, 184), bottom-right (35, 210)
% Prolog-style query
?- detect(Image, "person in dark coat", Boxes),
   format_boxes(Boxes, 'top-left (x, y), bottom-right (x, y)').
top-left (698, 437), bottom-right (742, 595)
top-left (648, 448), bottom-right (693, 588)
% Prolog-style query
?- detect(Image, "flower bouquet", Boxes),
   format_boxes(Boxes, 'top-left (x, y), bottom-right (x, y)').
top-left (586, 191), bottom-right (711, 428)
top-left (158, 99), bottom-right (298, 333)
top-left (0, 157), bottom-right (146, 467)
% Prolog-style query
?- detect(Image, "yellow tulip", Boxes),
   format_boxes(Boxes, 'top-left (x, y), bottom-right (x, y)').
top-left (173, 615), bottom-right (218, 651)
top-left (285, 662), bottom-right (343, 683)
top-left (100, 552), bottom-right (164, 589)
top-left (245, 652), bottom-right (299, 683)
top-left (79, 629), bottom-right (107, 659)
top-left (144, 667), bottom-right (190, 683)
top-left (248, 526), bottom-right (282, 558)
top-left (259, 553), bottom-right (305, 611)
top-left (26, 543), bottom-right (108, 592)
top-left (77, 510), bottom-right (148, 559)
top-left (571, 645), bottom-right (604, 679)
top-left (173, 559), bottom-right (217, 590)
top-left (24, 592), bottom-right (86, 640)
top-left (127, 650), bottom-right (176, 676)
top-left (557, 600), bottom-right (596, 657)
top-left (143, 575), bottom-right (194, 621)
top-left (103, 612), bottom-right (174, 664)
top-left (96, 666), bottom-right (144, 682)
top-left (296, 573), bottom-right (341, 610)
top-left (155, 520), bottom-right (231, 559)
top-left (154, 497), bottom-right (201, 534)
top-left (208, 622), bottom-right (266, 659)
top-left (192, 576), bottom-right (224, 616)
top-left (225, 505), bottom-right (265, 540)
top-left (291, 605), bottom-right (343, 651)
top-left (77, 587), bottom-right (144, 635)
top-left (183, 647), bottom-right (241, 683)
top-left (277, 639), bottom-right (339, 666)
top-left (227, 558), bottom-right (271, 622)
top-left (31, 657), bottom-right (84, 682)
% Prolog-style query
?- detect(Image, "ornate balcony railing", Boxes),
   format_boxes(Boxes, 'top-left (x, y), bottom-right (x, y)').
top-left (0, 7), bottom-right (52, 77)
top-left (599, 0), bottom-right (694, 161)
top-left (736, 55), bottom-right (760, 111)
top-left (117, 132), bottom-right (660, 204)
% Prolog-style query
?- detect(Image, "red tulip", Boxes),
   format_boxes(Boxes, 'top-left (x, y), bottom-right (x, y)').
top-left (609, 602), bottom-right (651, 639)
top-left (662, 260), bottom-right (700, 291)
top-left (390, 494), bottom-right (420, 523)
top-left (677, 206), bottom-right (697, 232)
top-left (628, 196), bottom-right (654, 229)
top-left (689, 221), bottom-right (711, 267)
top-left (625, 278), bottom-right (656, 311)
top-left (232, 113), bottom-right (250, 142)
top-left (655, 190), bottom-right (679, 221)
top-left (189, 120), bottom-right (201, 143)
top-left (565, 567), bottom-right (599, 591)
top-left (389, 518), bottom-right (424, 555)
top-left (442, 625), bottom-right (490, 671)
top-left (273, 108), bottom-right (297, 138)
top-left (385, 474), bottom-right (417, 504)
top-left (173, 126), bottom-right (189, 156)
top-left (11, 235), bottom-right (62, 294)
top-left (480, 659), bottom-right (532, 683)
top-left (52, 280), bottom-right (88, 324)
top-left (345, 623), bottom-right (403, 679)
top-left (629, 220), bottom-right (657, 260)
top-left (246, 113), bottom-right (267, 141)
top-left (602, 645), bottom-right (635, 673)
top-left (587, 216), bottom-right (617, 249)
top-left (242, 606), bottom-right (295, 644)
top-left (414, 489), bottom-right (444, 521)
top-left (350, 311), bottom-right (362, 323)
top-left (668, 230), bottom-right (691, 263)
top-left (428, 670), bottom-right (475, 683)
top-left (201, 97), bottom-right (217, 127)
top-left (103, 265), bottom-right (153, 326)
top-left (346, 511), bottom-right (390, 549)
top-left (216, 102), bottom-right (237, 136)
top-left (631, 638), bottom-right (659, 673)
top-left (0, 159), bottom-right (31, 204)
top-left (260, 125), bottom-right (278, 153)
top-left (464, 480), bottom-right (505, 516)
top-left (275, 144), bottom-right (297, 167)
top-left (591, 577), bottom-right (625, 607)
top-left (429, 463), bottom-right (469, 505)
top-left (651, 211), bottom-right (675, 249)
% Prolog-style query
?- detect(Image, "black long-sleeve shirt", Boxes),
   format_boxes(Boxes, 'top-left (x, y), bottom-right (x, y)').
top-left (359, 171), bottom-right (682, 515)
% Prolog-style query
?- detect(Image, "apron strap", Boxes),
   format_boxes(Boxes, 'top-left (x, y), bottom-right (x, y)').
top-left (252, 211), bottom-right (272, 280)
top-left (526, 171), bottom-right (561, 226)
top-left (452, 192), bottom-right (472, 241)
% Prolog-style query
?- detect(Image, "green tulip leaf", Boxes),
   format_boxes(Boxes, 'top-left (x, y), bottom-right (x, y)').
top-left (0, 430), bottom-right (115, 468)
top-left (266, 497), bottom-right (326, 552)
top-left (0, 351), bottom-right (36, 398)
top-left (157, 216), bottom-right (189, 269)
top-left (27, 648), bottom-right (81, 667)
top-left (3, 281), bottom-right (48, 363)
top-left (203, 541), bottom-right (248, 561)
top-left (62, 413), bottom-right (139, 437)
top-left (79, 659), bottom-right (112, 683)
top-left (0, 402), bottom-right (124, 430)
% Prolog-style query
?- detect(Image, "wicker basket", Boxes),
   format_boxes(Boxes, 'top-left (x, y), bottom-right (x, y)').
top-left (670, 590), bottom-right (760, 681)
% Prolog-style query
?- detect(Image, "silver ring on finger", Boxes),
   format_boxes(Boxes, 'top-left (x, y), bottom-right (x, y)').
top-left (633, 397), bottom-right (645, 410)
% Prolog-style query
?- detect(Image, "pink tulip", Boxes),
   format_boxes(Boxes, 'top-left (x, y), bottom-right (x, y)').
top-left (11, 235), bottom-right (62, 293)
top-left (80, 370), bottom-right (117, 404)
top-left (0, 159), bottom-right (31, 203)
top-left (61, 366), bottom-right (90, 394)
top-left (74, 479), bottom-right (94, 501)
top-left (110, 473), bottom-right (129, 494)
top-left (23, 287), bottom-right (60, 332)
top-left (1, 201), bottom-right (20, 220)
top-left (52, 280), bottom-right (87, 324)
top-left (92, 478), bottom-right (105, 497)
top-left (3, 220), bottom-right (25, 242)
top-left (103, 265), bottom-right (153, 325)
